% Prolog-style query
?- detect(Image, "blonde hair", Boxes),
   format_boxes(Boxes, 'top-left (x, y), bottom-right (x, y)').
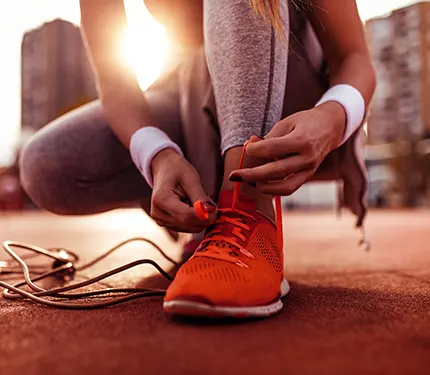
top-left (250, 0), bottom-right (283, 33)
top-left (251, 0), bottom-right (309, 35)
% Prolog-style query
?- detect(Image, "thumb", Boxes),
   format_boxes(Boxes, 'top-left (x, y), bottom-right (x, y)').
top-left (249, 135), bottom-right (263, 143)
top-left (180, 173), bottom-right (217, 220)
top-left (246, 119), bottom-right (296, 159)
top-left (264, 118), bottom-right (295, 140)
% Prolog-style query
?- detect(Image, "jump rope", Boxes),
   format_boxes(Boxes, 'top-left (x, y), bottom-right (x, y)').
top-left (0, 138), bottom-right (368, 310)
top-left (0, 142), bottom-right (285, 310)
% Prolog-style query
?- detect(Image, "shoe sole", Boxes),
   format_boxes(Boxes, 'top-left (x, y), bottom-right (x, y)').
top-left (163, 279), bottom-right (290, 319)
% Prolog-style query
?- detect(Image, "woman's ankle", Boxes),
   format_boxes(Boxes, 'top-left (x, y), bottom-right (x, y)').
top-left (222, 146), bottom-right (275, 220)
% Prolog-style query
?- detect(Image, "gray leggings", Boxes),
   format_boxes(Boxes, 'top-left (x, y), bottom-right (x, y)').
top-left (19, 0), bottom-right (327, 215)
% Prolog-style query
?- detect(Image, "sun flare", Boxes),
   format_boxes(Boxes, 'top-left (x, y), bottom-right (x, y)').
top-left (122, 0), bottom-right (168, 91)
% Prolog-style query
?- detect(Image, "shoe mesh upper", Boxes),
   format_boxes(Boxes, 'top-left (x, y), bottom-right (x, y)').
top-left (249, 224), bottom-right (283, 273)
top-left (180, 258), bottom-right (250, 283)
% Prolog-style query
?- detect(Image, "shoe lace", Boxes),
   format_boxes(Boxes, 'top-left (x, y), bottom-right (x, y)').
top-left (235, 141), bottom-right (284, 251)
top-left (195, 208), bottom-right (256, 268)
top-left (194, 141), bottom-right (284, 268)
top-left (0, 141), bottom-right (284, 309)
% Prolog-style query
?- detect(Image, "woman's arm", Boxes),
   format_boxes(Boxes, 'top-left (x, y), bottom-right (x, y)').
top-left (308, 0), bottom-right (376, 106)
top-left (79, 0), bottom-right (155, 147)
top-left (80, 0), bottom-right (217, 231)
top-left (229, 0), bottom-right (376, 194)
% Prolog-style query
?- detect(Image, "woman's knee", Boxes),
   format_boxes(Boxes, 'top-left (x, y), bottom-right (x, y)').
top-left (20, 101), bottom-right (107, 214)
top-left (19, 130), bottom-right (77, 214)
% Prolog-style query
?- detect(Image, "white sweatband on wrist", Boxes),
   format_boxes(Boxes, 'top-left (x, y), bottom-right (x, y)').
top-left (129, 127), bottom-right (183, 188)
top-left (315, 84), bottom-right (365, 146)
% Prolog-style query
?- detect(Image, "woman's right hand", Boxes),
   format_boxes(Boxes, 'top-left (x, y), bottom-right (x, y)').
top-left (150, 148), bottom-right (218, 233)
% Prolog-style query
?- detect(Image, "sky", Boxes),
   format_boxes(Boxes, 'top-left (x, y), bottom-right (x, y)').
top-left (0, 0), bottom-right (422, 166)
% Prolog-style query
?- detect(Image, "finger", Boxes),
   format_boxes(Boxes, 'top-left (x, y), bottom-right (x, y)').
top-left (248, 135), bottom-right (263, 143)
top-left (256, 169), bottom-right (312, 196)
top-left (154, 191), bottom-right (217, 232)
top-left (151, 204), bottom-right (208, 233)
top-left (247, 117), bottom-right (296, 158)
top-left (194, 201), bottom-right (217, 221)
top-left (245, 138), bottom-right (292, 159)
top-left (157, 194), bottom-right (216, 229)
top-left (151, 203), bottom-right (181, 228)
top-left (264, 118), bottom-right (296, 139)
top-left (245, 132), bottom-right (306, 159)
top-left (179, 173), bottom-right (218, 223)
top-left (179, 172), bottom-right (212, 204)
top-left (230, 156), bottom-right (306, 183)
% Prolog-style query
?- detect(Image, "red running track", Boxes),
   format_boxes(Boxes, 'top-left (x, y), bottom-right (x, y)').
top-left (0, 209), bottom-right (429, 375)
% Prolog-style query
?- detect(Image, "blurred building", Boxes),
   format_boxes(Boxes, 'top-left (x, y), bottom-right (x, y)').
top-left (13, 19), bottom-right (98, 210)
top-left (21, 19), bottom-right (97, 133)
top-left (365, 2), bottom-right (430, 207)
top-left (366, 2), bottom-right (430, 144)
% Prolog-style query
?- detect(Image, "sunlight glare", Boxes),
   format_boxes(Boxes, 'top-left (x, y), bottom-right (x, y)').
top-left (122, 0), bottom-right (168, 91)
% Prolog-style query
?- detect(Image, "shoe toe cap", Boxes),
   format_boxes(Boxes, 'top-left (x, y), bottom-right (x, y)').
top-left (165, 264), bottom-right (280, 307)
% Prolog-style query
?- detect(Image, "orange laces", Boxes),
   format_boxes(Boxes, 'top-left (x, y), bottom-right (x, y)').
top-left (233, 141), bottom-right (284, 251)
top-left (195, 207), bottom-right (256, 268)
top-left (194, 141), bottom-right (284, 267)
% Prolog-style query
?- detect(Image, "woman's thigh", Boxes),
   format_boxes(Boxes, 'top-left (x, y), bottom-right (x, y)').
top-left (19, 69), bottom-right (184, 215)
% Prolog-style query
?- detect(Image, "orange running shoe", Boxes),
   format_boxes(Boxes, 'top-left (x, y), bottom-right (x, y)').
top-left (163, 190), bottom-right (289, 318)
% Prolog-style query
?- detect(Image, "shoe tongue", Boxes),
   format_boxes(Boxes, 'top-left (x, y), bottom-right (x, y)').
top-left (217, 190), bottom-right (256, 212)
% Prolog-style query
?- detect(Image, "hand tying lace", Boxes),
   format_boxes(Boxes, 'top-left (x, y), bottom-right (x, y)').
top-left (193, 140), bottom-right (284, 268)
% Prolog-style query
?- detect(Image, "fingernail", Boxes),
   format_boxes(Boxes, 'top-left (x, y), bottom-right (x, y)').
top-left (203, 200), bottom-right (217, 213)
top-left (229, 174), bottom-right (243, 182)
top-left (247, 182), bottom-right (257, 188)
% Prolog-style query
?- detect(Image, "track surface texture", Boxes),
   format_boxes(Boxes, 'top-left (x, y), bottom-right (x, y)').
top-left (0, 209), bottom-right (429, 375)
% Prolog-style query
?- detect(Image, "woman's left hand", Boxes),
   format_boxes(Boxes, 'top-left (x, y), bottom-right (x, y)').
top-left (229, 102), bottom-right (347, 195)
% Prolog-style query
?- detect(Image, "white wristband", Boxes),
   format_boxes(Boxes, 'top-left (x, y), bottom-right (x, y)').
top-left (316, 84), bottom-right (365, 146)
top-left (129, 127), bottom-right (183, 188)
